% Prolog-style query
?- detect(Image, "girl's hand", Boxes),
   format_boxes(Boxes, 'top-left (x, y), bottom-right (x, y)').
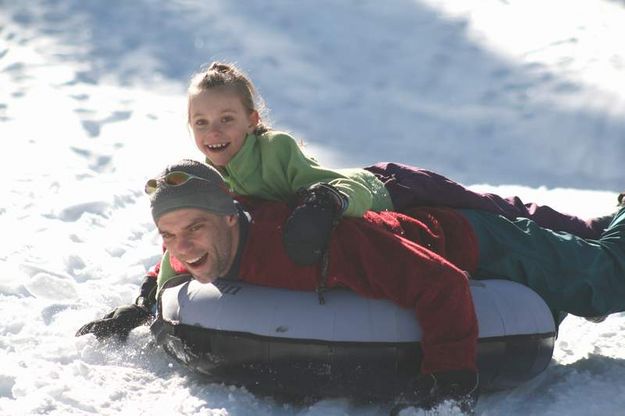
top-left (282, 183), bottom-right (348, 266)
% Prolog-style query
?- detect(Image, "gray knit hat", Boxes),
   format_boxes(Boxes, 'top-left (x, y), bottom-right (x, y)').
top-left (147, 159), bottom-right (236, 222)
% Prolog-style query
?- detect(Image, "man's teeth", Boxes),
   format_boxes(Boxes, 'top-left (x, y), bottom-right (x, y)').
top-left (207, 143), bottom-right (228, 150)
top-left (187, 254), bottom-right (205, 265)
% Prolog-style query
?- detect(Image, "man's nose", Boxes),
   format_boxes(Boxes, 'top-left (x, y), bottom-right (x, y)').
top-left (175, 236), bottom-right (194, 254)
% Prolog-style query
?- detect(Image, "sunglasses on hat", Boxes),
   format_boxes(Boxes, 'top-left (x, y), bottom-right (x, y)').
top-left (144, 171), bottom-right (212, 195)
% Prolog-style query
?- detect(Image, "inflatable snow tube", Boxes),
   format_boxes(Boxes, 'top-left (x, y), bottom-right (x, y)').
top-left (151, 275), bottom-right (555, 400)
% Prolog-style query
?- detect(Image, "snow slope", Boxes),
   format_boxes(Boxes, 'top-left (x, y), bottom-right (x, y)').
top-left (1, 0), bottom-right (625, 415)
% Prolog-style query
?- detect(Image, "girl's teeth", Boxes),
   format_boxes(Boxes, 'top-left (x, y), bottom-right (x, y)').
top-left (207, 143), bottom-right (228, 150)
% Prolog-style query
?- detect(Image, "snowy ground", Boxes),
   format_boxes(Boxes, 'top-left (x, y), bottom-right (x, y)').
top-left (1, 0), bottom-right (625, 415)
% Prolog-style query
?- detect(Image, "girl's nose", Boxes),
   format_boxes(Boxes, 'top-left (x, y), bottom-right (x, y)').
top-left (208, 123), bottom-right (223, 135)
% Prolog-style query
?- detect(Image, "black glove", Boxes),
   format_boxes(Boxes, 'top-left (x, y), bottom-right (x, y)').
top-left (283, 183), bottom-right (348, 266)
top-left (136, 275), bottom-right (157, 310)
top-left (75, 304), bottom-right (152, 341)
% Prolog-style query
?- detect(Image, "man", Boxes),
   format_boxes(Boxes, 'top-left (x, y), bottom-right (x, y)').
top-left (77, 159), bottom-right (481, 412)
top-left (77, 159), bottom-right (625, 413)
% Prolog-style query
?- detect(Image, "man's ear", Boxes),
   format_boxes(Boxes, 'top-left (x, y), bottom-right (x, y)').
top-left (225, 214), bottom-right (238, 227)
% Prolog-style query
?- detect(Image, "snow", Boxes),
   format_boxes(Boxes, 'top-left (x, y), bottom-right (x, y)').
top-left (1, 0), bottom-right (624, 414)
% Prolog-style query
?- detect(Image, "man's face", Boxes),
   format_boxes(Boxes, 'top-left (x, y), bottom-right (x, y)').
top-left (156, 208), bottom-right (238, 283)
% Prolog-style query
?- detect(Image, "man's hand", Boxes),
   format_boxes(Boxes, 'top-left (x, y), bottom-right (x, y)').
top-left (75, 304), bottom-right (152, 341)
top-left (283, 183), bottom-right (348, 266)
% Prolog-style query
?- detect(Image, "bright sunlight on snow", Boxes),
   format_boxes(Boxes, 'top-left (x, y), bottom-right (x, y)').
top-left (1, 0), bottom-right (625, 415)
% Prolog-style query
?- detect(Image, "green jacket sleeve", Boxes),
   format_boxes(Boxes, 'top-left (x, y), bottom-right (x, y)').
top-left (276, 136), bottom-right (373, 217)
top-left (220, 132), bottom-right (392, 216)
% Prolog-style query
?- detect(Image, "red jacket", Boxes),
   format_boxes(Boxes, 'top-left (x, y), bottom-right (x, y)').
top-left (156, 200), bottom-right (479, 374)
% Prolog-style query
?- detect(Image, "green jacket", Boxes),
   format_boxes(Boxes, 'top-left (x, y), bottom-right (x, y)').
top-left (209, 131), bottom-right (393, 217)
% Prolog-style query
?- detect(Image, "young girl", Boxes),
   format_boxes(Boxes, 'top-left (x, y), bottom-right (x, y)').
top-left (186, 61), bottom-right (614, 264)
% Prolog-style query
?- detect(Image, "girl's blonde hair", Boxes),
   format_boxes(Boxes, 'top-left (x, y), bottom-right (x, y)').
top-left (187, 62), bottom-right (270, 135)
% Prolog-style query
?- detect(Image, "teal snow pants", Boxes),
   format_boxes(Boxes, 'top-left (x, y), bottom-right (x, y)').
top-left (460, 207), bottom-right (625, 317)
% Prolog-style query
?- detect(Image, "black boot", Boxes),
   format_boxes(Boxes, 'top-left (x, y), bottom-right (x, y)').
top-left (584, 315), bottom-right (608, 323)
top-left (587, 193), bottom-right (625, 237)
top-left (390, 370), bottom-right (479, 415)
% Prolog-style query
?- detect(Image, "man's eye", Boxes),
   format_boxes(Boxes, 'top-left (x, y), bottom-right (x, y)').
top-left (161, 233), bottom-right (173, 241)
top-left (190, 224), bottom-right (203, 232)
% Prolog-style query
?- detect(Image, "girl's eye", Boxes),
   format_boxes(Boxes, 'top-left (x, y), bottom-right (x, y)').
top-left (221, 115), bottom-right (234, 123)
top-left (194, 119), bottom-right (208, 127)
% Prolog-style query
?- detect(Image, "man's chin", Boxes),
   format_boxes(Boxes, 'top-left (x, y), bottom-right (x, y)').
top-left (191, 274), bottom-right (217, 284)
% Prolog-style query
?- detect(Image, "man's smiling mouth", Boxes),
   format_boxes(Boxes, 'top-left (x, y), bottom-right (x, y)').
top-left (186, 253), bottom-right (208, 267)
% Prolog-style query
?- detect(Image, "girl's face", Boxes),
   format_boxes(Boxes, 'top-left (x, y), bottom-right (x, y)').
top-left (188, 88), bottom-right (259, 167)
